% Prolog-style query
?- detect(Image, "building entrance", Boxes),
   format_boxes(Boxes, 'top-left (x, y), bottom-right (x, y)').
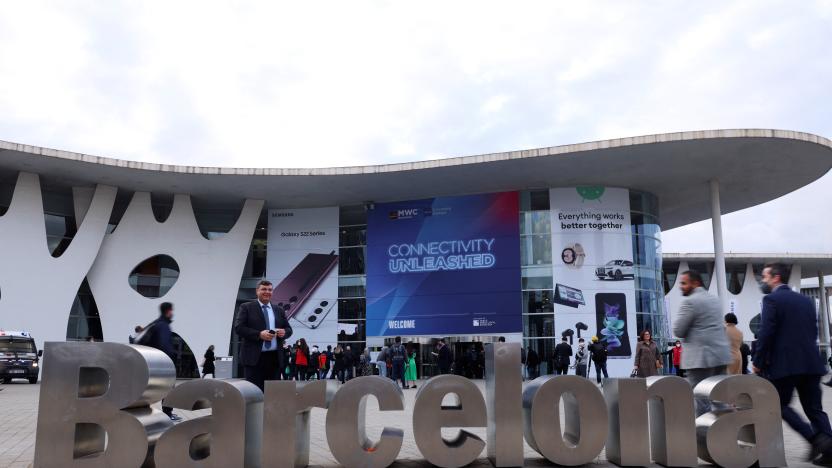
top-left (383, 335), bottom-right (507, 380)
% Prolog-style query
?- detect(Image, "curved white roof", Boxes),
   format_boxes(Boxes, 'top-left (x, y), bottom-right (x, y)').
top-left (1, 128), bottom-right (830, 230)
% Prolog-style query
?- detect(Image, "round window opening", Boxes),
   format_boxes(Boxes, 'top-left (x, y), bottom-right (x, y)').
top-left (128, 255), bottom-right (180, 298)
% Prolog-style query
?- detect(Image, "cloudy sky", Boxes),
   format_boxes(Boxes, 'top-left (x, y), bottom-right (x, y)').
top-left (0, 1), bottom-right (830, 253)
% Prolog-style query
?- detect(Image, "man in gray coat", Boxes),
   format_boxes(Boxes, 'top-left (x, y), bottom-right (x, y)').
top-left (672, 269), bottom-right (732, 416)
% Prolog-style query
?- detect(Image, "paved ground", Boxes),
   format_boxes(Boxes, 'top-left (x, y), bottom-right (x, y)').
top-left (0, 378), bottom-right (822, 467)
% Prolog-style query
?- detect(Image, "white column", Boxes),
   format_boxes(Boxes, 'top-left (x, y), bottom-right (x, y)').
top-left (819, 273), bottom-right (831, 363)
top-left (709, 180), bottom-right (728, 310)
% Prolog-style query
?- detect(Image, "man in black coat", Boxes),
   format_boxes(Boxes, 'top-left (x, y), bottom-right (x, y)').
top-left (142, 302), bottom-right (179, 420)
top-left (234, 280), bottom-right (292, 391)
top-left (554, 337), bottom-right (573, 375)
top-left (437, 339), bottom-right (452, 375)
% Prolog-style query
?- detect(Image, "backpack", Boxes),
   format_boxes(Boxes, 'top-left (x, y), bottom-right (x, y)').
top-left (592, 344), bottom-right (608, 362)
top-left (318, 353), bottom-right (328, 368)
top-left (391, 344), bottom-right (406, 362)
top-left (132, 320), bottom-right (158, 347)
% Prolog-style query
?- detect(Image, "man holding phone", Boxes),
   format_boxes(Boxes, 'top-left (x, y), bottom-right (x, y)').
top-left (234, 280), bottom-right (293, 391)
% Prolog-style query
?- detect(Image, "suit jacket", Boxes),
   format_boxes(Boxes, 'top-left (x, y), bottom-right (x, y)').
top-left (437, 345), bottom-right (452, 369)
top-left (234, 301), bottom-right (293, 367)
top-left (753, 285), bottom-right (826, 380)
top-left (672, 287), bottom-right (731, 370)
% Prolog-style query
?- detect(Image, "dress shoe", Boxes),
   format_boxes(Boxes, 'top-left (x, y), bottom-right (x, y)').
top-left (809, 433), bottom-right (832, 462)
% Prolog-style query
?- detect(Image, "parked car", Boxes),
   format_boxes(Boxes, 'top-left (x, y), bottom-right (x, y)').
top-left (0, 330), bottom-right (41, 384)
top-left (595, 260), bottom-right (635, 280)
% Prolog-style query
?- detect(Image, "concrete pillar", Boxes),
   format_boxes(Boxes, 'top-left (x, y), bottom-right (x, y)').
top-left (820, 273), bottom-right (832, 364)
top-left (709, 180), bottom-right (728, 311)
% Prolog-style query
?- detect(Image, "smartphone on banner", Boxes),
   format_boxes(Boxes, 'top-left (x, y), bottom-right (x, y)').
top-left (294, 298), bottom-right (337, 329)
top-left (594, 293), bottom-right (631, 357)
top-left (271, 251), bottom-right (338, 321)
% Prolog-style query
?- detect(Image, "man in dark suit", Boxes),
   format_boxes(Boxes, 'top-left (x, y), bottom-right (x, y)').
top-left (753, 263), bottom-right (832, 465)
top-left (234, 280), bottom-right (292, 391)
top-left (554, 337), bottom-right (573, 375)
top-left (437, 339), bottom-right (452, 375)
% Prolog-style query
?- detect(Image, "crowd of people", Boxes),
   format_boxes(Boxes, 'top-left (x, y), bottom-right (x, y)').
top-left (132, 265), bottom-right (832, 465)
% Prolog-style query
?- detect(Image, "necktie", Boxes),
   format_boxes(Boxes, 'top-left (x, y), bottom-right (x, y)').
top-left (261, 304), bottom-right (272, 349)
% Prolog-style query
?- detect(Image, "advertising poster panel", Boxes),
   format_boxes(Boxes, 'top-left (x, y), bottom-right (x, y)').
top-left (366, 192), bottom-right (521, 337)
top-left (266, 207), bottom-right (339, 348)
top-left (550, 187), bottom-right (637, 376)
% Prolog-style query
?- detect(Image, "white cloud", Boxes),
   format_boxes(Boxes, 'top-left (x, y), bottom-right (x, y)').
top-left (0, 0), bottom-right (830, 252)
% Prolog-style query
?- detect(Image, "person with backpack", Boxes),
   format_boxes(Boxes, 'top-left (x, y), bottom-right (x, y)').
top-left (136, 302), bottom-right (180, 421)
top-left (295, 339), bottom-right (309, 381)
top-left (588, 336), bottom-right (608, 383)
top-left (309, 345), bottom-right (321, 380)
top-left (390, 336), bottom-right (408, 389)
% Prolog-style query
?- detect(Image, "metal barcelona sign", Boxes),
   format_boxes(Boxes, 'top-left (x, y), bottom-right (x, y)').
top-left (33, 342), bottom-right (786, 468)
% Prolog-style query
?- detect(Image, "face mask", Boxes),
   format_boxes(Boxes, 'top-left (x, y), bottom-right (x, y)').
top-left (675, 344), bottom-right (681, 348)
top-left (759, 282), bottom-right (772, 294)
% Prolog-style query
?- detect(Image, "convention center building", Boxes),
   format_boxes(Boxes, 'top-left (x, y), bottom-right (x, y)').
top-left (1, 129), bottom-right (830, 378)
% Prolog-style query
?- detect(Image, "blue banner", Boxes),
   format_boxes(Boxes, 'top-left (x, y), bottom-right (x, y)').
top-left (366, 192), bottom-right (521, 336)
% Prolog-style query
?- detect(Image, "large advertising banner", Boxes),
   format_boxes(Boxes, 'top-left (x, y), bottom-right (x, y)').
top-left (266, 207), bottom-right (339, 348)
top-left (550, 187), bottom-right (638, 376)
top-left (366, 192), bottom-right (521, 337)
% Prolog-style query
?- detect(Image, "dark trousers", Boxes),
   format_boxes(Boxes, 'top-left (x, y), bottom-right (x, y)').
top-left (392, 360), bottom-right (407, 388)
top-left (243, 350), bottom-right (279, 392)
top-left (772, 374), bottom-right (832, 442)
top-left (594, 362), bottom-right (609, 383)
top-left (555, 363), bottom-right (569, 375)
top-left (687, 366), bottom-right (728, 416)
top-left (576, 364), bottom-right (587, 378)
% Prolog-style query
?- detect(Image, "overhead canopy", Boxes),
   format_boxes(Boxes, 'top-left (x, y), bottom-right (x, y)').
top-left (1, 128), bottom-right (830, 230)
top-left (662, 253), bottom-right (832, 278)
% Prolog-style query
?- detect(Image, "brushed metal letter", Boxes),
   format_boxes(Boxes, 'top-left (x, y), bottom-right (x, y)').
top-left (523, 375), bottom-right (607, 466)
top-left (604, 376), bottom-right (697, 467)
top-left (485, 343), bottom-right (523, 467)
top-left (34, 342), bottom-right (175, 468)
top-left (263, 379), bottom-right (336, 468)
top-left (154, 379), bottom-right (263, 468)
top-left (694, 375), bottom-right (786, 468)
top-left (412, 375), bottom-right (486, 467)
top-left (326, 376), bottom-right (404, 468)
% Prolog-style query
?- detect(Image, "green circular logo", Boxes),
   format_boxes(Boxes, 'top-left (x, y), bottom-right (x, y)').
top-left (576, 186), bottom-right (605, 201)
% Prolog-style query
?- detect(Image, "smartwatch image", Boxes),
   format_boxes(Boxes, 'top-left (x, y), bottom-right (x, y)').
top-left (561, 243), bottom-right (585, 268)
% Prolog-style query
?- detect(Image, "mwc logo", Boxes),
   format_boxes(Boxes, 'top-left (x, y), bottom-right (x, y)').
top-left (388, 208), bottom-right (420, 220)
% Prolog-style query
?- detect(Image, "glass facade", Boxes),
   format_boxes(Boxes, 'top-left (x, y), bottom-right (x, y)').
top-left (6, 185), bottom-right (667, 378)
top-left (629, 191), bottom-right (667, 348)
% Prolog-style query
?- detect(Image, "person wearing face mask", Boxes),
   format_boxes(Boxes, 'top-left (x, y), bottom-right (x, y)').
top-left (753, 263), bottom-right (832, 465)
top-left (662, 341), bottom-right (685, 377)
top-left (672, 270), bottom-right (731, 417)
top-left (573, 338), bottom-right (589, 378)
